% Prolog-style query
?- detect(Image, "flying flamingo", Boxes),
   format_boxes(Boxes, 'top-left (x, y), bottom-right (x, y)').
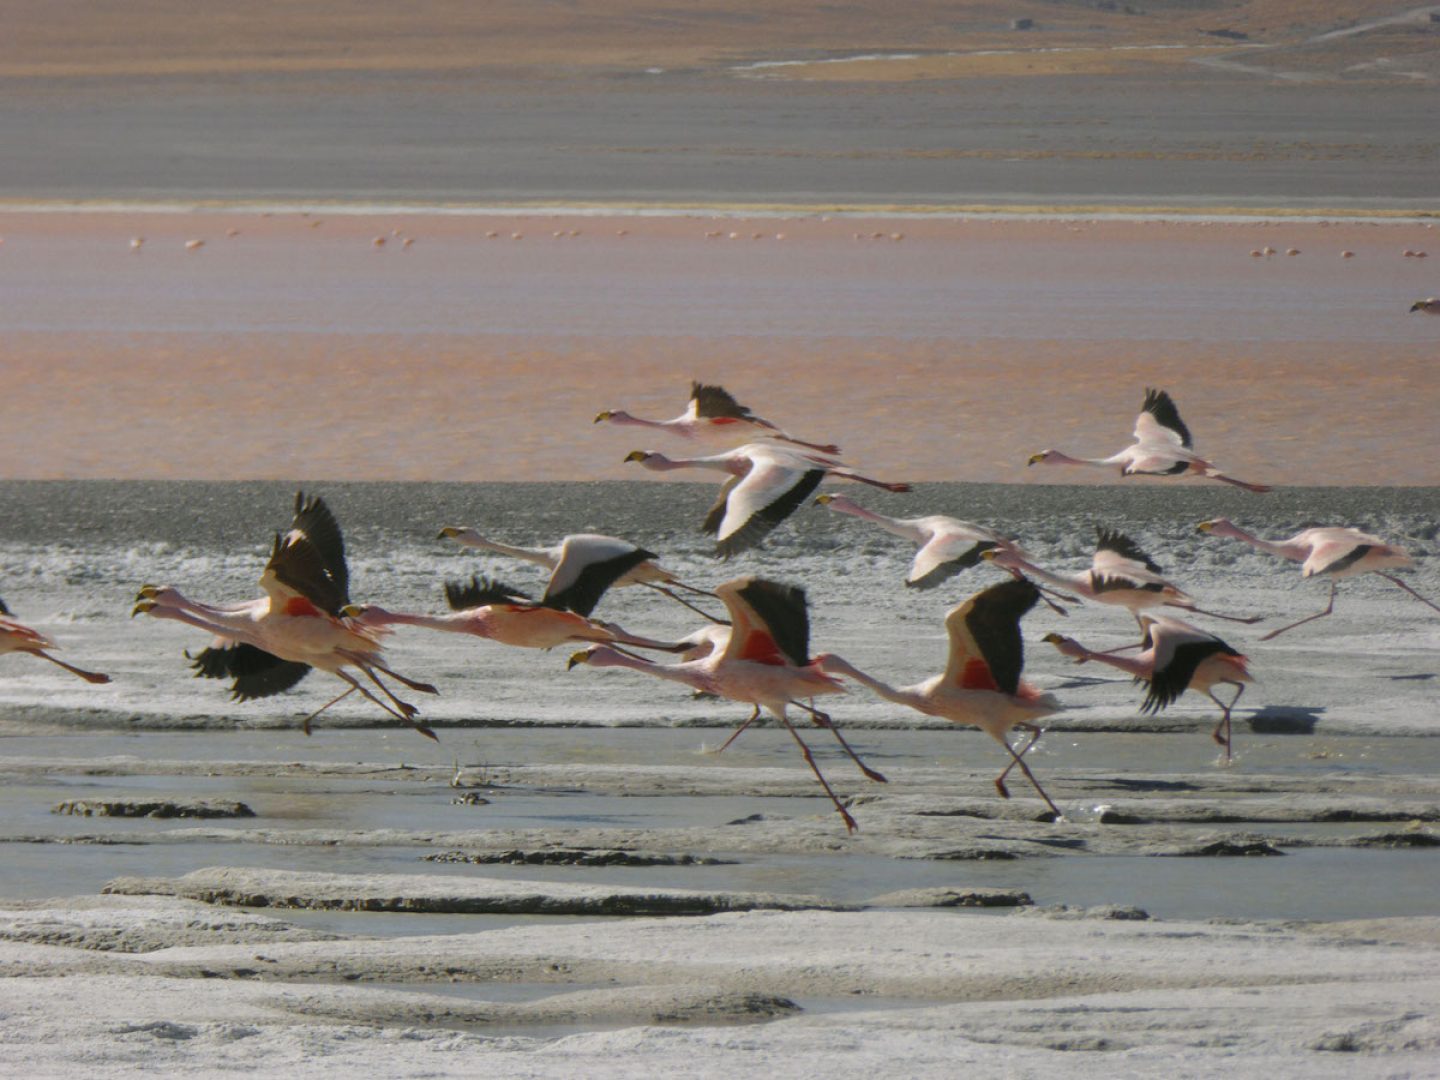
top-left (0, 598), bottom-right (111, 685)
top-left (438, 527), bottom-right (721, 622)
top-left (1044, 613), bottom-right (1253, 763)
top-left (1028, 388), bottom-right (1271, 493)
top-left (344, 574), bottom-right (687, 654)
top-left (815, 578), bottom-right (1065, 819)
top-left (132, 492), bottom-right (439, 738)
top-left (982, 527), bottom-right (1261, 627)
top-left (567, 576), bottom-right (886, 832)
top-left (625, 442), bottom-right (911, 557)
top-left (813, 493), bottom-right (1021, 589)
top-left (1197, 518), bottom-right (1439, 640)
top-left (596, 381), bottom-right (840, 454)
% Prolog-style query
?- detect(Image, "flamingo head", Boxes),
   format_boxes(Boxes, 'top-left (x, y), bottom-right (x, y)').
top-left (1041, 632), bottom-right (1088, 662)
top-left (131, 599), bottom-right (158, 618)
top-left (1027, 450), bottom-right (1056, 466)
top-left (979, 548), bottom-right (1020, 570)
top-left (1197, 518), bottom-right (1237, 537)
top-left (437, 525), bottom-right (480, 543)
top-left (595, 409), bottom-right (629, 424)
top-left (567, 645), bottom-right (600, 670)
top-left (623, 450), bottom-right (665, 468)
top-left (134, 583), bottom-right (184, 605)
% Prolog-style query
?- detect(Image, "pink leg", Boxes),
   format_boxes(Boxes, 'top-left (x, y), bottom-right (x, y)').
top-left (32, 650), bottom-right (111, 684)
top-left (1207, 682), bottom-right (1245, 765)
top-left (791, 699), bottom-right (887, 783)
top-left (995, 728), bottom-right (1062, 820)
top-left (832, 470), bottom-right (911, 493)
top-left (713, 705), bottom-right (761, 754)
top-left (775, 711), bottom-right (859, 833)
top-left (1378, 573), bottom-right (1440, 616)
top-left (1260, 580), bottom-right (1337, 641)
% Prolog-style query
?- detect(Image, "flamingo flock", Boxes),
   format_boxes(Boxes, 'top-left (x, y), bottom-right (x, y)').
top-left (12, 384), bottom-right (1436, 830)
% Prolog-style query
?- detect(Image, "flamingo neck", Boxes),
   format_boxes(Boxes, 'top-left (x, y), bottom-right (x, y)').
top-left (817, 654), bottom-right (922, 709)
top-left (998, 552), bottom-right (1083, 596)
top-left (827, 499), bottom-right (917, 541)
top-left (1222, 524), bottom-right (1307, 563)
top-left (586, 646), bottom-right (710, 691)
top-left (469, 537), bottom-right (554, 567)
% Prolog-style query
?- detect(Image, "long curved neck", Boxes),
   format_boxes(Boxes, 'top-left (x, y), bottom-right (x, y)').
top-left (357, 607), bottom-right (475, 634)
top-left (465, 536), bottom-right (555, 568)
top-left (586, 646), bottom-right (709, 692)
top-left (606, 412), bottom-right (676, 432)
top-left (1067, 643), bottom-right (1150, 679)
top-left (996, 552), bottom-right (1085, 596)
top-left (1224, 525), bottom-right (1308, 563)
top-left (826, 499), bottom-right (923, 543)
top-left (637, 452), bottom-right (733, 474)
top-left (143, 604), bottom-right (262, 647)
top-left (816, 654), bottom-right (924, 709)
top-left (1042, 450), bottom-right (1120, 469)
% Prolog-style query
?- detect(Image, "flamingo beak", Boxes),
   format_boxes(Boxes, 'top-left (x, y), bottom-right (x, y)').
top-left (814, 494), bottom-right (834, 505)
top-left (437, 526), bottom-right (461, 540)
top-left (131, 600), bottom-right (156, 618)
top-left (1197, 521), bottom-right (1215, 533)
top-left (623, 450), bottom-right (647, 463)
top-left (566, 649), bottom-right (592, 670)
top-left (340, 604), bottom-right (364, 618)
top-left (1027, 452), bottom-right (1046, 466)
top-left (1041, 632), bottom-right (1065, 644)
top-left (594, 410), bottom-right (613, 423)
top-left (135, 584), bottom-right (160, 601)
top-left (979, 549), bottom-right (999, 562)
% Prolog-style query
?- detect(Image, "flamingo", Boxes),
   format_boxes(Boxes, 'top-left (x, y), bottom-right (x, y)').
top-left (813, 493), bottom-right (1020, 589)
top-left (344, 574), bottom-right (686, 654)
top-left (625, 442), bottom-right (911, 557)
top-left (1197, 518), bottom-right (1438, 640)
top-left (982, 528), bottom-right (1261, 627)
top-left (816, 578), bottom-right (1065, 818)
top-left (1410, 298), bottom-right (1440, 315)
top-left (438, 527), bottom-right (721, 622)
top-left (132, 492), bottom-right (438, 738)
top-left (1044, 613), bottom-right (1253, 763)
top-left (0, 598), bottom-right (111, 685)
top-left (1028, 388), bottom-right (1271, 493)
top-left (568, 576), bottom-right (886, 832)
top-left (596, 381), bottom-right (840, 454)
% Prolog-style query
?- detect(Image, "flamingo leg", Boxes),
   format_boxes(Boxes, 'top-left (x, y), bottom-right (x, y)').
top-left (360, 656), bottom-right (439, 695)
top-left (1207, 682), bottom-right (1246, 766)
top-left (1377, 573), bottom-right (1440, 616)
top-left (993, 723), bottom-right (1042, 796)
top-left (641, 583), bottom-right (727, 624)
top-left (993, 725), bottom-right (1062, 820)
top-left (790, 698), bottom-right (886, 783)
top-left (1259, 580), bottom-right (1337, 641)
top-left (1203, 469), bottom-right (1272, 494)
top-left (712, 705), bottom-right (761, 754)
top-left (1174, 604), bottom-right (1264, 625)
top-left (336, 652), bottom-right (421, 720)
top-left (775, 710), bottom-right (859, 833)
top-left (29, 649), bottom-right (111, 685)
top-left (300, 684), bottom-right (357, 736)
top-left (829, 470), bottom-right (911, 493)
top-left (775, 434), bottom-right (842, 456)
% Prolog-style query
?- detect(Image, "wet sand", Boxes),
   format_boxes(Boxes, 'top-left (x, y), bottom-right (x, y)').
top-left (2, 209), bottom-right (1438, 485)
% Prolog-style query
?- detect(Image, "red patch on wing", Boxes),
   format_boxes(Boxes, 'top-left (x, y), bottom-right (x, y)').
top-left (738, 630), bottom-right (786, 665)
top-left (957, 658), bottom-right (999, 692)
top-left (283, 597), bottom-right (323, 617)
top-left (708, 417), bottom-right (741, 426)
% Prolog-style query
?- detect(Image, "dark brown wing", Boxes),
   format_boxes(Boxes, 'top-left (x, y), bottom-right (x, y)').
top-left (543, 548), bottom-right (655, 617)
top-left (445, 575), bottom-right (532, 611)
top-left (1095, 527), bottom-right (1164, 574)
top-left (906, 541), bottom-right (998, 590)
top-left (714, 468), bottom-right (825, 559)
top-left (1141, 388), bottom-right (1192, 448)
top-left (691, 382), bottom-right (761, 422)
top-left (267, 533), bottom-right (348, 615)
top-left (0, 597), bottom-right (10, 617)
top-left (731, 577), bottom-right (810, 666)
top-left (289, 492), bottom-right (349, 601)
top-left (1141, 639), bottom-right (1230, 714)
top-left (950, 577), bottom-right (1040, 696)
top-left (188, 644), bottom-right (312, 701)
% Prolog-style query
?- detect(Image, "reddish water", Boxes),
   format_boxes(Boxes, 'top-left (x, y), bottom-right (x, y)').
top-left (1, 211), bottom-right (1436, 484)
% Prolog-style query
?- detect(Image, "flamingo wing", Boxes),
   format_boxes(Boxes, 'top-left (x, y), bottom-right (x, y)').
top-left (544, 536), bottom-right (656, 617)
top-left (1133, 388), bottom-right (1192, 448)
top-left (716, 576), bottom-right (809, 666)
top-left (690, 382), bottom-right (769, 425)
top-left (445, 575), bottom-right (533, 611)
top-left (941, 578), bottom-right (1040, 695)
top-left (189, 642), bottom-right (312, 701)
top-left (1141, 629), bottom-right (1235, 714)
top-left (714, 453), bottom-right (825, 558)
top-left (909, 535), bottom-right (999, 590)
